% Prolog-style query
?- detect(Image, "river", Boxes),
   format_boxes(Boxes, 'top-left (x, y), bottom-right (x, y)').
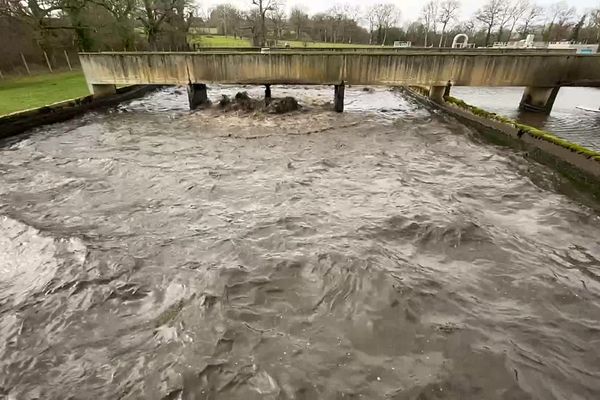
top-left (0, 86), bottom-right (599, 400)
top-left (452, 86), bottom-right (600, 151)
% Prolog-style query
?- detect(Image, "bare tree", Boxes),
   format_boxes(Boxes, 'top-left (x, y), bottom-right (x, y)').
top-left (366, 5), bottom-right (378, 44)
top-left (91, 0), bottom-right (137, 49)
top-left (270, 2), bottom-right (286, 40)
top-left (422, 0), bottom-right (439, 47)
top-left (369, 3), bottom-right (399, 45)
top-left (519, 2), bottom-right (543, 35)
top-left (137, 0), bottom-right (195, 49)
top-left (251, 0), bottom-right (278, 46)
top-left (543, 1), bottom-right (576, 41)
top-left (570, 14), bottom-right (586, 41)
top-left (495, 3), bottom-right (514, 42)
top-left (138, 0), bottom-right (172, 48)
top-left (505, 0), bottom-right (531, 40)
top-left (210, 4), bottom-right (243, 36)
top-left (590, 6), bottom-right (600, 42)
top-left (476, 0), bottom-right (505, 46)
top-left (289, 6), bottom-right (308, 40)
top-left (0, 0), bottom-right (61, 49)
top-left (437, 0), bottom-right (459, 47)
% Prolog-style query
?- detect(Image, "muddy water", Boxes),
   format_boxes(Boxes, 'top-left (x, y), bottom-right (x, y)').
top-left (0, 87), bottom-right (599, 400)
top-left (452, 87), bottom-right (600, 151)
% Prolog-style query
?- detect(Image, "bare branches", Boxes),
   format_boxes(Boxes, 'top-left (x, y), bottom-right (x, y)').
top-left (475, 0), bottom-right (505, 46)
top-left (422, 0), bottom-right (439, 47)
top-left (367, 3), bottom-right (400, 45)
top-left (289, 6), bottom-right (309, 40)
top-left (438, 0), bottom-right (460, 46)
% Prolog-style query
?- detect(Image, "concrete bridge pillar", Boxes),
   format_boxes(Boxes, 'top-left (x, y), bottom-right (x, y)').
top-left (187, 83), bottom-right (209, 110)
top-left (265, 84), bottom-right (272, 104)
top-left (334, 81), bottom-right (345, 113)
top-left (428, 86), bottom-right (446, 103)
top-left (90, 84), bottom-right (116, 98)
top-left (519, 86), bottom-right (560, 114)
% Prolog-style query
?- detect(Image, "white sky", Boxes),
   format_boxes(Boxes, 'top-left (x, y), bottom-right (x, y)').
top-left (200, 0), bottom-right (600, 23)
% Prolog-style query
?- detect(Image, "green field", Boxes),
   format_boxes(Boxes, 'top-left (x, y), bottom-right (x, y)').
top-left (190, 35), bottom-right (382, 49)
top-left (190, 35), bottom-right (252, 47)
top-left (0, 71), bottom-right (88, 115)
top-left (280, 40), bottom-right (380, 48)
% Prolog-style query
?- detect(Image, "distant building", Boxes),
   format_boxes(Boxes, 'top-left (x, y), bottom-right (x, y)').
top-left (393, 41), bottom-right (412, 48)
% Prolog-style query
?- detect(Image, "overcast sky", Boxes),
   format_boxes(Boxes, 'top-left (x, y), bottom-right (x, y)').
top-left (201, 0), bottom-right (600, 23)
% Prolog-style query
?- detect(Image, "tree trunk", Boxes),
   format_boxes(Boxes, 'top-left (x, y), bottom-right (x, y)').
top-left (439, 23), bottom-right (447, 47)
top-left (148, 28), bottom-right (159, 50)
top-left (522, 20), bottom-right (530, 36)
top-left (485, 25), bottom-right (492, 47)
top-left (68, 7), bottom-right (93, 51)
top-left (258, 2), bottom-right (267, 47)
top-left (424, 30), bottom-right (429, 47)
top-left (544, 23), bottom-right (554, 42)
top-left (507, 21), bottom-right (517, 41)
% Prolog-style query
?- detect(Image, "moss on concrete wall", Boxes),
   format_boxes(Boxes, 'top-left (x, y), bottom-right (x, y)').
top-left (443, 96), bottom-right (600, 162)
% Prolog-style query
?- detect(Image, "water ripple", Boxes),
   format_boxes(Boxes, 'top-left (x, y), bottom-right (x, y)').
top-left (0, 87), bottom-right (598, 399)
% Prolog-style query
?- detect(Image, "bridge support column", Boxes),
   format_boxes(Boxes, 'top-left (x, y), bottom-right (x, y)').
top-left (265, 84), bottom-right (272, 104)
top-left (334, 81), bottom-right (345, 113)
top-left (187, 83), bottom-right (209, 110)
top-left (519, 86), bottom-right (560, 114)
top-left (90, 84), bottom-right (116, 98)
top-left (428, 85), bottom-right (446, 103)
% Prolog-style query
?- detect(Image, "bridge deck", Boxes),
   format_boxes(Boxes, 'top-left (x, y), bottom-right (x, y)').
top-left (79, 51), bottom-right (600, 88)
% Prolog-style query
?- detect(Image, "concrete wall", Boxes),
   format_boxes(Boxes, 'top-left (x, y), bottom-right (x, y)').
top-left (0, 86), bottom-right (154, 139)
top-left (189, 47), bottom-right (578, 54)
top-left (79, 52), bottom-right (600, 88)
top-left (403, 87), bottom-right (600, 204)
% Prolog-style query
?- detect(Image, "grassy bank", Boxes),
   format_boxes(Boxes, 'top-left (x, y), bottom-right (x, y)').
top-left (190, 35), bottom-right (382, 48)
top-left (282, 40), bottom-right (379, 48)
top-left (190, 35), bottom-right (252, 47)
top-left (0, 71), bottom-right (88, 115)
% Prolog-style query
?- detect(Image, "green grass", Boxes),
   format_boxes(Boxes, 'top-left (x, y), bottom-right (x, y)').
top-left (0, 71), bottom-right (88, 116)
top-left (189, 34), bottom-right (383, 48)
top-left (190, 35), bottom-right (252, 47)
top-left (281, 40), bottom-right (380, 48)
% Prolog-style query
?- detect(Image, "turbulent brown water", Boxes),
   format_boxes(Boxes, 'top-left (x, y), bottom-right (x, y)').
top-left (1, 86), bottom-right (599, 400)
top-left (452, 86), bottom-right (600, 151)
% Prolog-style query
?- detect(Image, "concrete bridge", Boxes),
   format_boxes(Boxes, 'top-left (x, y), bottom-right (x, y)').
top-left (79, 51), bottom-right (600, 113)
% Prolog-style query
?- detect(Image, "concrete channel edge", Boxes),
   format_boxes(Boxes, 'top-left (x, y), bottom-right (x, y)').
top-left (403, 86), bottom-right (600, 203)
top-left (0, 85), bottom-right (156, 139)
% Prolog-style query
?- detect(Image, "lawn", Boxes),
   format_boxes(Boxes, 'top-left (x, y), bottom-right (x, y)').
top-left (190, 35), bottom-right (252, 47)
top-left (190, 35), bottom-right (383, 49)
top-left (0, 71), bottom-right (88, 116)
top-left (281, 40), bottom-right (381, 48)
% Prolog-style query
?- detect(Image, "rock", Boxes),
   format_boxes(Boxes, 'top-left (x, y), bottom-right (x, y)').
top-left (266, 97), bottom-right (300, 114)
top-left (219, 95), bottom-right (231, 107)
top-left (235, 91), bottom-right (250, 100)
